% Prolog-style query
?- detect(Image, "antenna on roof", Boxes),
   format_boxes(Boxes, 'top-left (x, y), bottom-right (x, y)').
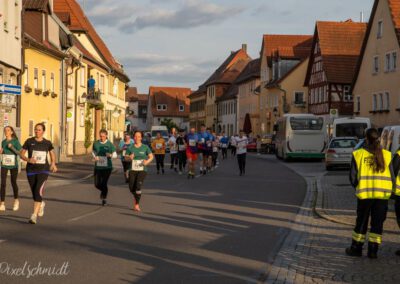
top-left (360, 11), bottom-right (364, 23)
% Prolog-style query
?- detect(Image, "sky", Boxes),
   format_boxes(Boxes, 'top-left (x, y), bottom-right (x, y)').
top-left (79, 0), bottom-right (375, 94)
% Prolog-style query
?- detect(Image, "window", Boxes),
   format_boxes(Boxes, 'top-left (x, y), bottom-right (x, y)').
top-left (157, 104), bottom-right (167, 111)
top-left (294, 92), bottom-right (304, 104)
top-left (379, 93), bottom-right (384, 110)
top-left (50, 73), bottom-right (55, 92)
top-left (373, 56), bottom-right (379, 74)
top-left (29, 120), bottom-right (34, 136)
top-left (24, 64), bottom-right (28, 86)
top-left (34, 68), bottom-right (38, 89)
top-left (179, 105), bottom-right (184, 112)
top-left (80, 66), bottom-right (85, 87)
top-left (355, 96), bottom-right (361, 112)
top-left (393, 52), bottom-right (397, 71)
top-left (377, 20), bottom-right (383, 39)
top-left (385, 53), bottom-right (391, 72)
top-left (372, 94), bottom-right (377, 111)
top-left (343, 86), bottom-right (352, 101)
top-left (385, 92), bottom-right (390, 110)
top-left (42, 70), bottom-right (46, 90)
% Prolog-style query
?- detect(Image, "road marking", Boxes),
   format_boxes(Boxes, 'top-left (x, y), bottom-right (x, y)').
top-left (0, 240), bottom-right (6, 244)
top-left (67, 207), bottom-right (104, 222)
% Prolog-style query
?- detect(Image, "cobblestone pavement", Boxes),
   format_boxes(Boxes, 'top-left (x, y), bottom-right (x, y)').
top-left (253, 155), bottom-right (400, 284)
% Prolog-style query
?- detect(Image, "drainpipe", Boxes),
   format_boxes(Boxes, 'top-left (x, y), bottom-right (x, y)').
top-left (73, 62), bottom-right (82, 155)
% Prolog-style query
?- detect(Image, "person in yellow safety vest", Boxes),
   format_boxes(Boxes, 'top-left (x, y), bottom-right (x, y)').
top-left (391, 146), bottom-right (400, 256)
top-left (346, 128), bottom-right (395, 259)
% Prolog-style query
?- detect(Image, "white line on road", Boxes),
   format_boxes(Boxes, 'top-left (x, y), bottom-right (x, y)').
top-left (0, 240), bottom-right (6, 244)
top-left (67, 207), bottom-right (104, 222)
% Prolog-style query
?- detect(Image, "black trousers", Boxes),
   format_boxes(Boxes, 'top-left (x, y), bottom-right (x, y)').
top-left (178, 151), bottom-right (187, 171)
top-left (222, 148), bottom-right (227, 159)
top-left (237, 153), bottom-right (246, 173)
top-left (353, 198), bottom-right (388, 244)
top-left (129, 171), bottom-right (147, 204)
top-left (231, 146), bottom-right (236, 156)
top-left (27, 173), bottom-right (48, 202)
top-left (1, 168), bottom-right (19, 202)
top-left (94, 169), bottom-right (112, 199)
top-left (212, 152), bottom-right (218, 167)
top-left (121, 160), bottom-right (131, 181)
top-left (170, 153), bottom-right (178, 169)
top-left (394, 195), bottom-right (400, 228)
top-left (155, 154), bottom-right (165, 171)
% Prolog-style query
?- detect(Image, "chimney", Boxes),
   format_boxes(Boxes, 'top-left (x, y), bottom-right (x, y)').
top-left (360, 11), bottom-right (364, 23)
top-left (242, 44), bottom-right (247, 53)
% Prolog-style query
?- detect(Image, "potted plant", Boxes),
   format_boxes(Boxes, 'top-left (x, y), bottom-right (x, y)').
top-left (43, 90), bottom-right (50, 97)
top-left (24, 85), bottom-right (32, 93)
top-left (51, 92), bottom-right (58, 98)
top-left (34, 88), bottom-right (42, 95)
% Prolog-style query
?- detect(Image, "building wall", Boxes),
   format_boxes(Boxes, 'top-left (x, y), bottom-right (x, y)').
top-left (205, 84), bottom-right (226, 129)
top-left (238, 78), bottom-right (260, 135)
top-left (21, 48), bottom-right (62, 149)
top-left (219, 99), bottom-right (237, 136)
top-left (189, 93), bottom-right (206, 130)
top-left (259, 55), bottom-right (271, 135)
top-left (354, 0), bottom-right (400, 128)
top-left (151, 116), bottom-right (186, 129)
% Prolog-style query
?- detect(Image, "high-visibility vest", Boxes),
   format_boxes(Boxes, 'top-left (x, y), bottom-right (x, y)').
top-left (395, 150), bottom-right (400, 196)
top-left (353, 148), bottom-right (393, 200)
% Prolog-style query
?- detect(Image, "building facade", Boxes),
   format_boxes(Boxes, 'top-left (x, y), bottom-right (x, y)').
top-left (217, 84), bottom-right (238, 136)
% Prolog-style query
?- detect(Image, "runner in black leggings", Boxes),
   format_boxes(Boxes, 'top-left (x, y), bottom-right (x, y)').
top-left (19, 123), bottom-right (57, 224)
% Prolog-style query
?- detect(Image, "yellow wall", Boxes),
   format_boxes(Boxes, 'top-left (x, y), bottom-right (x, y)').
top-left (354, 0), bottom-right (400, 128)
top-left (259, 55), bottom-right (272, 135)
top-left (238, 79), bottom-right (260, 135)
top-left (21, 48), bottom-right (62, 146)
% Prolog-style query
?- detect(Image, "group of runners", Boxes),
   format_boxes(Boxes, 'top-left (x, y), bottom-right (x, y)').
top-left (0, 124), bottom-right (249, 224)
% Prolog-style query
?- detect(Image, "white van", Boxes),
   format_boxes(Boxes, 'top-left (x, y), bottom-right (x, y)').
top-left (333, 117), bottom-right (371, 139)
top-left (383, 126), bottom-right (400, 155)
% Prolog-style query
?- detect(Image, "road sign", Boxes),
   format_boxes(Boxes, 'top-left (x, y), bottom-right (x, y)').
top-left (0, 84), bottom-right (21, 95)
top-left (329, 109), bottom-right (339, 119)
top-left (67, 111), bottom-right (74, 122)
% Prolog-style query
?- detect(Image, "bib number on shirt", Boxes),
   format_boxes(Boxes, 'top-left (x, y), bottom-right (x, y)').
top-left (156, 143), bottom-right (162, 150)
top-left (97, 156), bottom-right (108, 167)
top-left (2, 154), bottom-right (15, 166)
top-left (132, 160), bottom-right (144, 171)
top-left (189, 140), bottom-right (196, 147)
top-left (122, 150), bottom-right (126, 157)
top-left (178, 144), bottom-right (186, 151)
top-left (207, 141), bottom-right (212, 147)
top-left (213, 147), bottom-right (218, 152)
top-left (221, 143), bottom-right (228, 148)
top-left (32, 151), bottom-right (47, 164)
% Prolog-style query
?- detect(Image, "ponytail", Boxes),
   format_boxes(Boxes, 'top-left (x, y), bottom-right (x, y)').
top-left (365, 128), bottom-right (385, 172)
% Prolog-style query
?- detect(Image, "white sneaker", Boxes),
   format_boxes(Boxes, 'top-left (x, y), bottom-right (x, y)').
top-left (29, 214), bottom-right (37, 224)
top-left (13, 200), bottom-right (19, 211)
top-left (0, 203), bottom-right (5, 211)
top-left (38, 201), bottom-right (45, 217)
top-left (178, 171), bottom-right (183, 175)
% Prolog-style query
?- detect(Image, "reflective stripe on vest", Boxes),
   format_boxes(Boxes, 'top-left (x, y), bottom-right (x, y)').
top-left (395, 150), bottom-right (400, 196)
top-left (353, 149), bottom-right (393, 200)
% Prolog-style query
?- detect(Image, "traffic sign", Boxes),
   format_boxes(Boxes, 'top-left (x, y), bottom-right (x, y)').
top-left (0, 84), bottom-right (21, 95)
top-left (329, 109), bottom-right (339, 119)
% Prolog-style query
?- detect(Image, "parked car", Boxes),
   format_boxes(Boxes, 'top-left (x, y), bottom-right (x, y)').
top-left (246, 138), bottom-right (257, 152)
top-left (260, 134), bottom-right (275, 154)
top-left (325, 137), bottom-right (358, 170)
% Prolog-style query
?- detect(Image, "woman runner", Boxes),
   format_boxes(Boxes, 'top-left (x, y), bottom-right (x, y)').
top-left (0, 126), bottom-right (22, 212)
top-left (151, 132), bottom-right (166, 174)
top-left (118, 132), bottom-right (134, 183)
top-left (92, 129), bottom-right (117, 206)
top-left (19, 123), bottom-right (57, 224)
top-left (176, 129), bottom-right (187, 175)
top-left (125, 131), bottom-right (153, 212)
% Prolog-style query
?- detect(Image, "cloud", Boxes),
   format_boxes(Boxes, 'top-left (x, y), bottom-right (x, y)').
top-left (120, 0), bottom-right (245, 33)
top-left (120, 53), bottom-right (185, 68)
top-left (85, 3), bottom-right (138, 27)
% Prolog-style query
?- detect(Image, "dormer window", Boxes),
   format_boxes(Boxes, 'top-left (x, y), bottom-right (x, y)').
top-left (179, 105), bottom-right (184, 112)
top-left (157, 104), bottom-right (167, 111)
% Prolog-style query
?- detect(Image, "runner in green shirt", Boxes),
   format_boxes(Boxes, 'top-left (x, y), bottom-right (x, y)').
top-left (125, 131), bottom-right (153, 212)
top-left (0, 126), bottom-right (22, 212)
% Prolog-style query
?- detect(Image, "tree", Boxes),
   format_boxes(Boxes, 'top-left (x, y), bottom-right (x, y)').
top-left (160, 118), bottom-right (179, 132)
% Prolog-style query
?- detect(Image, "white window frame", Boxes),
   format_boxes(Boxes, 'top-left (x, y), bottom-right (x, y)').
top-left (379, 93), bottom-right (384, 111)
top-left (385, 53), bottom-right (391, 72)
top-left (392, 51), bottom-right (397, 71)
top-left (373, 56), bottom-right (379, 74)
top-left (34, 68), bottom-right (38, 89)
top-left (179, 105), bottom-right (184, 112)
top-left (385, 91), bottom-right (390, 111)
top-left (42, 70), bottom-right (46, 90)
top-left (377, 20), bottom-right (383, 39)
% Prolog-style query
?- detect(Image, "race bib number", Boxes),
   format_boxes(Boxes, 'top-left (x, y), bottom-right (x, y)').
top-left (178, 144), bottom-right (186, 151)
top-left (32, 151), bottom-right (47, 164)
top-left (132, 160), bottom-right (144, 171)
top-left (221, 143), bottom-right (228, 148)
top-left (2, 154), bottom-right (15, 166)
top-left (171, 143), bottom-right (178, 151)
top-left (156, 143), bottom-right (162, 150)
top-left (213, 147), bottom-right (218, 152)
top-left (189, 139), bottom-right (196, 147)
top-left (200, 138), bottom-right (205, 144)
top-left (122, 150), bottom-right (126, 157)
top-left (207, 141), bottom-right (212, 147)
top-left (97, 156), bottom-right (108, 167)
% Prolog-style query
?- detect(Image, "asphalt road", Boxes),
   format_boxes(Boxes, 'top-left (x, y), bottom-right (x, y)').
top-left (0, 154), bottom-right (307, 284)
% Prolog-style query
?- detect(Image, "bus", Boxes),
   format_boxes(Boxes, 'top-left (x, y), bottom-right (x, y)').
top-left (275, 114), bottom-right (327, 160)
top-left (332, 117), bottom-right (370, 139)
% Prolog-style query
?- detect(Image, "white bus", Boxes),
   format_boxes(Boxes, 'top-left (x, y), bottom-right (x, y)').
top-left (275, 114), bottom-right (327, 160)
top-left (333, 117), bottom-right (370, 139)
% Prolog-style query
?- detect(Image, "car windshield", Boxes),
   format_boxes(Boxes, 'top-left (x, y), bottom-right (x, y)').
top-left (290, 117), bottom-right (324, 130)
top-left (336, 123), bottom-right (367, 139)
top-left (329, 139), bottom-right (358, 149)
top-left (151, 130), bottom-right (169, 138)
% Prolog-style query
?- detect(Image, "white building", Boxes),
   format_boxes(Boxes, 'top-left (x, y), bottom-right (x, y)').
top-left (217, 84), bottom-right (238, 136)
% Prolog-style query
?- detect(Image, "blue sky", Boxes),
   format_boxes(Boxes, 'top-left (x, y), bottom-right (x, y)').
top-left (80, 0), bottom-right (375, 93)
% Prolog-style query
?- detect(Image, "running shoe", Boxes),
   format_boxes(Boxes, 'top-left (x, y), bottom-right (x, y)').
top-left (38, 201), bottom-right (45, 217)
top-left (179, 171), bottom-right (183, 175)
top-left (102, 199), bottom-right (107, 206)
top-left (162, 169), bottom-right (165, 174)
top-left (134, 204), bottom-right (141, 212)
top-left (29, 214), bottom-right (37, 224)
top-left (13, 199), bottom-right (19, 211)
top-left (0, 203), bottom-right (5, 211)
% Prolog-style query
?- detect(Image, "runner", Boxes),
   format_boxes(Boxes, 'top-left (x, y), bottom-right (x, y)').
top-left (211, 131), bottom-right (219, 170)
top-left (92, 129), bottom-right (117, 206)
top-left (205, 128), bottom-right (214, 172)
top-left (197, 124), bottom-right (210, 175)
top-left (220, 133), bottom-right (229, 160)
top-left (125, 131), bottom-right (153, 212)
top-left (168, 128), bottom-right (178, 172)
top-left (0, 126), bottom-right (22, 212)
top-left (118, 132), bottom-right (134, 183)
top-left (186, 127), bottom-right (199, 179)
top-left (19, 123), bottom-right (57, 224)
top-left (230, 134), bottom-right (237, 157)
top-left (235, 130), bottom-right (248, 176)
top-left (151, 132), bottom-right (166, 174)
top-left (176, 129), bottom-right (187, 175)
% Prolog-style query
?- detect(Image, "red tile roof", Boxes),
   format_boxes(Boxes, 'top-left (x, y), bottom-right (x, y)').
top-left (261, 35), bottom-right (313, 66)
top-left (388, 0), bottom-right (400, 43)
top-left (54, 0), bottom-right (129, 82)
top-left (126, 87), bottom-right (138, 102)
top-left (235, 58), bottom-right (260, 84)
top-left (306, 20), bottom-right (367, 85)
top-left (149, 87), bottom-right (192, 117)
